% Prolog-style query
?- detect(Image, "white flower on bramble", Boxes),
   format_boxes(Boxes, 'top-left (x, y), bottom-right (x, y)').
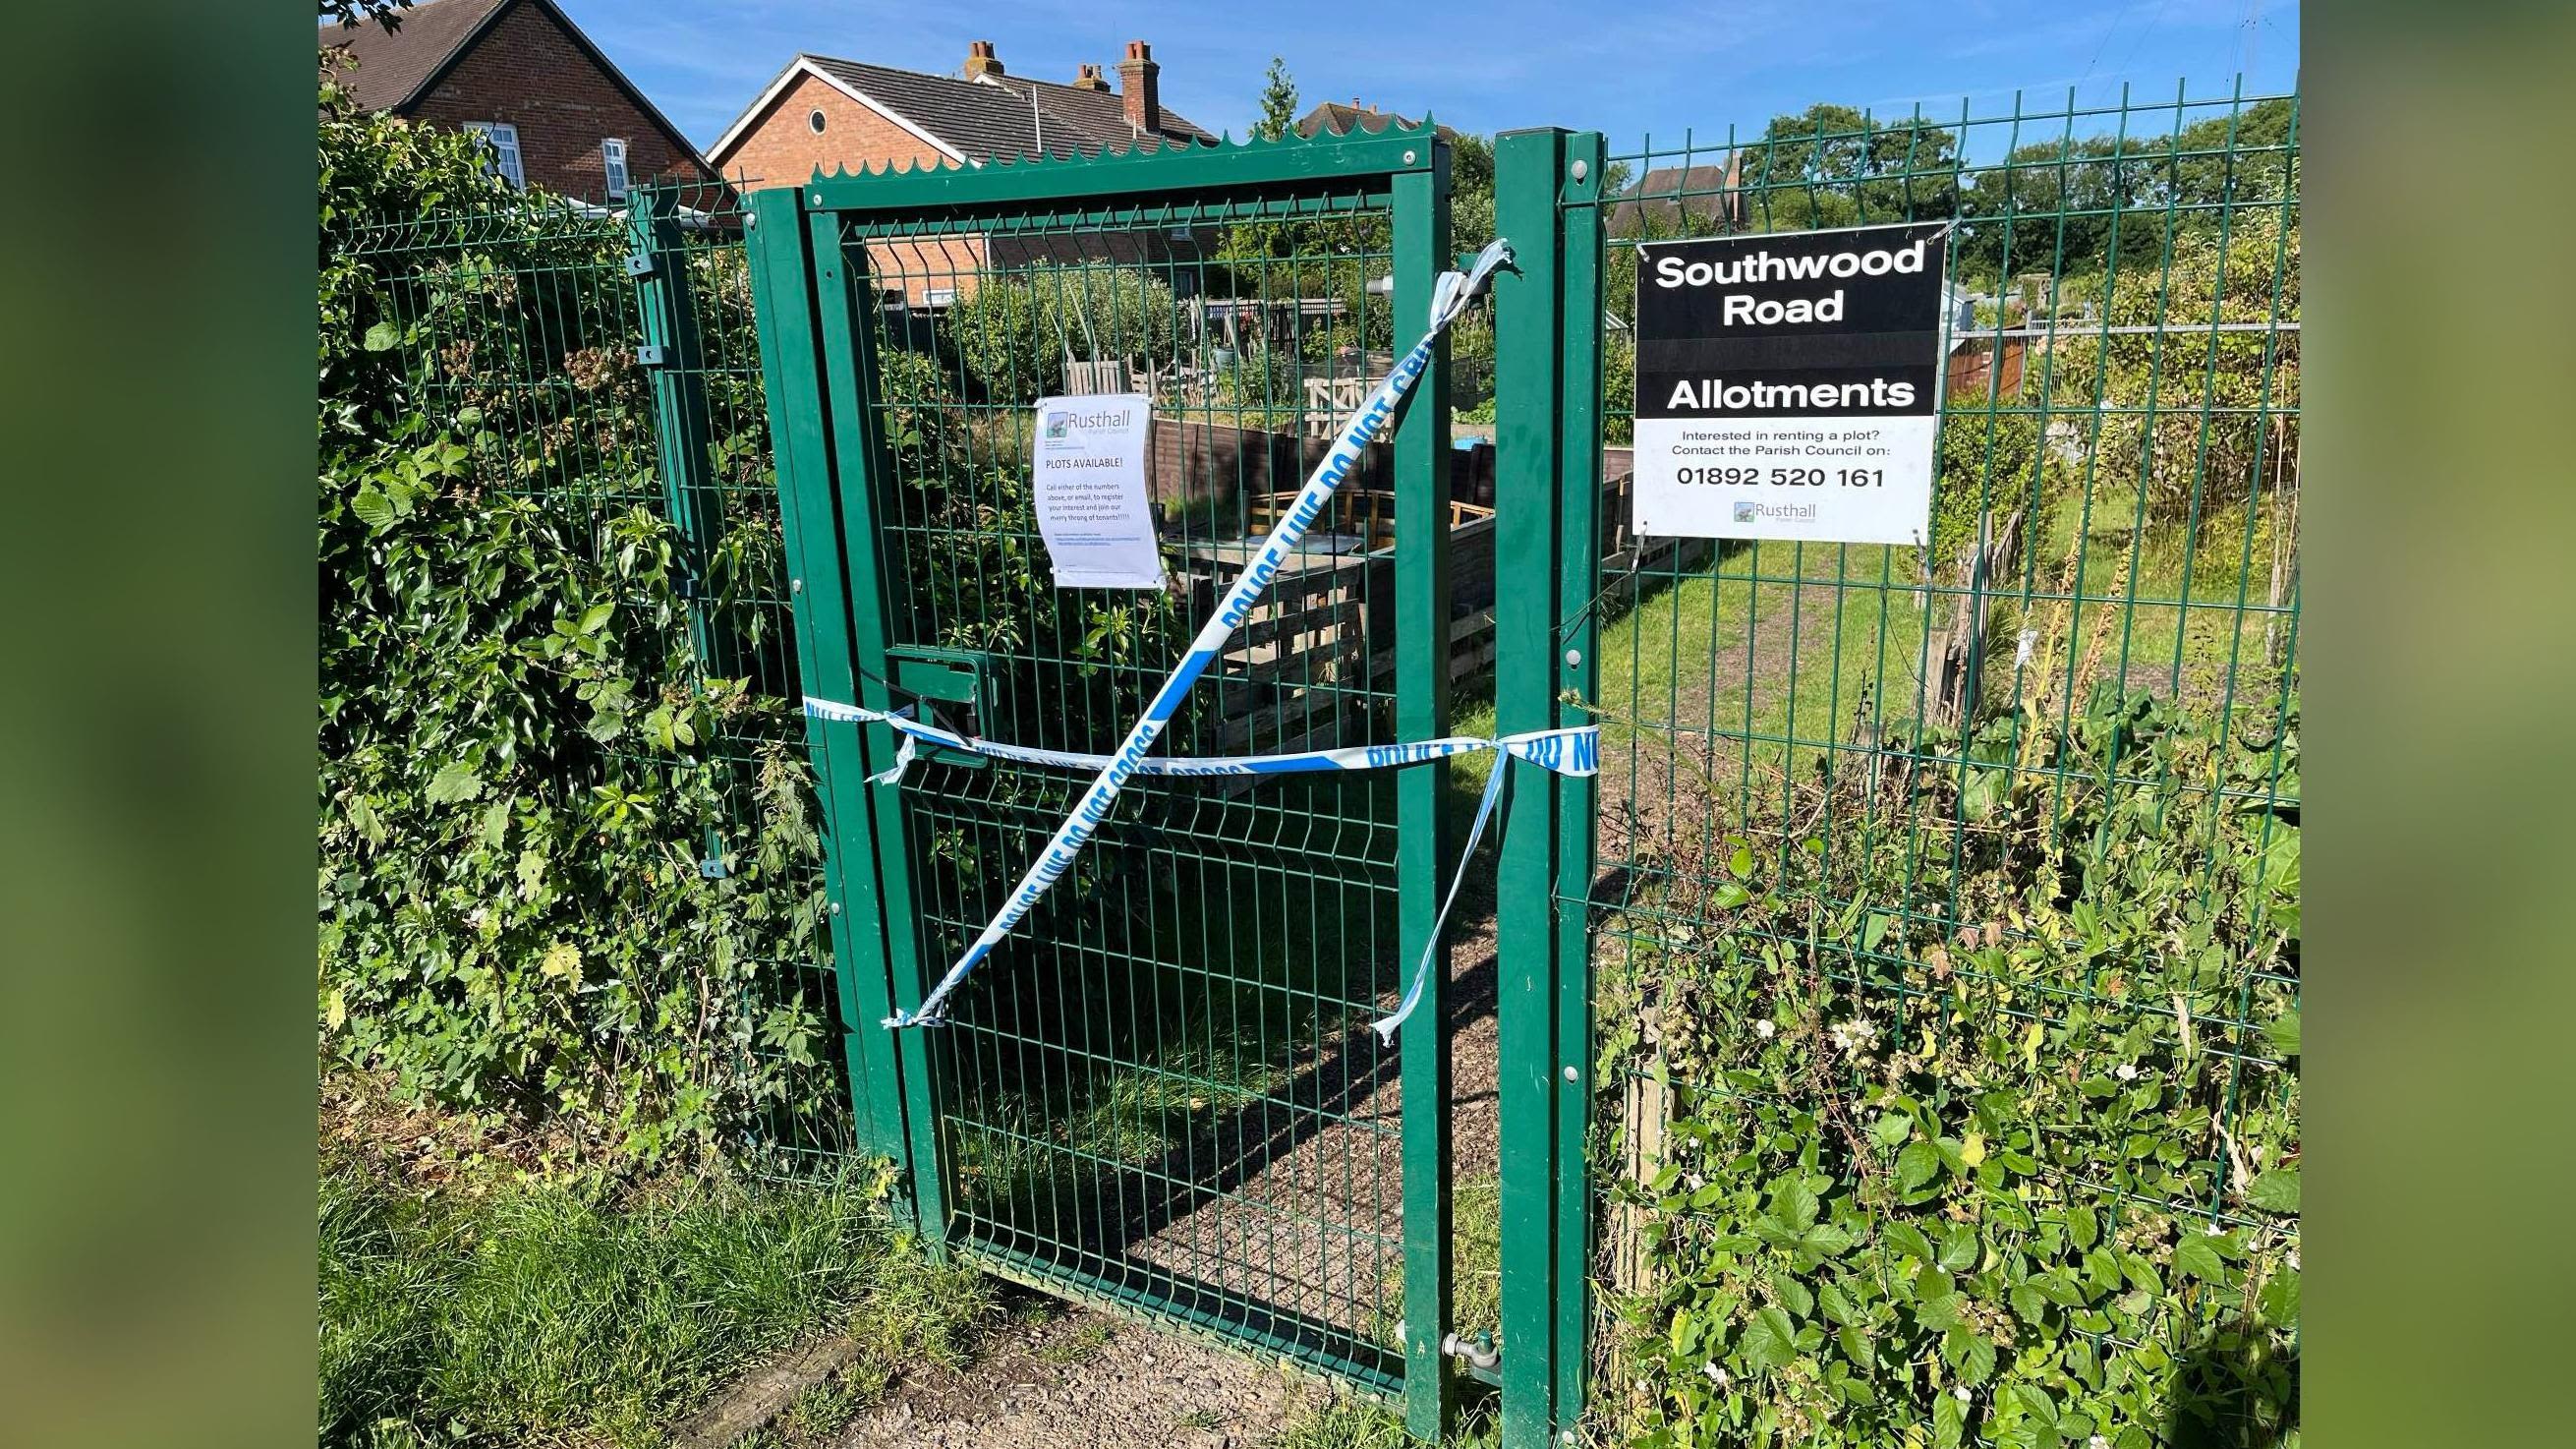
top-left (1755, 1019), bottom-right (1776, 1039)
top-left (2114, 1063), bottom-right (2138, 1081)
top-left (1953, 1386), bottom-right (1973, 1403)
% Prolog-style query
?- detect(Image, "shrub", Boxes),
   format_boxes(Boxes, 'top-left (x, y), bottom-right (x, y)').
top-left (1597, 684), bottom-right (2299, 1447)
top-left (317, 70), bottom-right (832, 1162)
top-left (945, 264), bottom-right (1184, 397)
top-left (2047, 220), bottom-right (2301, 532)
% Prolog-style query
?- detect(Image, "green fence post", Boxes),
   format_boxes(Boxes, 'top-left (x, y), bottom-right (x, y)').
top-left (799, 199), bottom-right (951, 1251)
top-left (1394, 144), bottom-right (1459, 1443)
top-left (627, 186), bottom-right (727, 677)
top-left (1549, 130), bottom-right (1607, 1436)
top-left (1493, 126), bottom-right (1570, 1449)
top-left (740, 186), bottom-right (923, 1219)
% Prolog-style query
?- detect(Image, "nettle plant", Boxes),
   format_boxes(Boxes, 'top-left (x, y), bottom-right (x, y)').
top-left (318, 75), bottom-right (836, 1163)
top-left (1598, 685), bottom-right (2299, 1447)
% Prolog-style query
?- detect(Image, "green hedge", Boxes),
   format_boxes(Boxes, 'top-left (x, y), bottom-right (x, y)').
top-left (316, 72), bottom-right (834, 1163)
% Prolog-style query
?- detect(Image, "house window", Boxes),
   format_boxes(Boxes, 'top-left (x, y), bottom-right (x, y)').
top-left (601, 138), bottom-right (629, 201)
top-left (464, 121), bottom-right (523, 189)
top-left (808, 108), bottom-right (828, 134)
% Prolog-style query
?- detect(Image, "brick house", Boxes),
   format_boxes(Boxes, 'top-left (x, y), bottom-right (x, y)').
top-left (322, 0), bottom-right (716, 204)
top-left (708, 40), bottom-right (1218, 307)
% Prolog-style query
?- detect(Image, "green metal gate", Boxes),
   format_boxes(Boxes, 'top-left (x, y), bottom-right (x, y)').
top-left (745, 126), bottom-right (1480, 1428)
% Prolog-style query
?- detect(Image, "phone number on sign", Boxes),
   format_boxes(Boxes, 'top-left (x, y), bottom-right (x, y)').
top-left (1669, 467), bottom-right (1887, 488)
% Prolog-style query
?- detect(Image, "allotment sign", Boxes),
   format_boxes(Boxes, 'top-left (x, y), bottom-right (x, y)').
top-left (1631, 221), bottom-right (1948, 545)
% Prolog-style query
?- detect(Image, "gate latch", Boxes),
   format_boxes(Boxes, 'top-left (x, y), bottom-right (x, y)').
top-left (884, 644), bottom-right (998, 771)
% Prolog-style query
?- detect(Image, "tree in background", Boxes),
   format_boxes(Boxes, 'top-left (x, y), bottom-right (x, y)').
top-left (320, 0), bottom-right (410, 29)
top-left (1251, 56), bottom-right (1299, 143)
top-left (1739, 102), bottom-right (1962, 232)
top-left (1952, 97), bottom-right (2297, 286)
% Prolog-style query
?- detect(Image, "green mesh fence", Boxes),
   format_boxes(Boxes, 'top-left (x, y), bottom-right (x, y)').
top-left (1574, 84), bottom-right (2300, 1443)
top-left (332, 180), bottom-right (857, 1172)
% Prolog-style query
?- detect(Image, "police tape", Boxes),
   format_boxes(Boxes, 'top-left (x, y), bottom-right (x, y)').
top-left (801, 694), bottom-right (1598, 781)
top-left (804, 692), bottom-right (1590, 1043)
top-left (843, 239), bottom-right (1516, 1032)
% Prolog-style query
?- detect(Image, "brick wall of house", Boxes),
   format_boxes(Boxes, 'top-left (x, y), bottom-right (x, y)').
top-left (717, 71), bottom-right (989, 304)
top-left (406, 0), bottom-right (712, 202)
top-left (717, 71), bottom-right (950, 189)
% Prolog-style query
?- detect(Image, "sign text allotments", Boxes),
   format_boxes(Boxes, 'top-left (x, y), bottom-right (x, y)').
top-left (1631, 222), bottom-right (1949, 544)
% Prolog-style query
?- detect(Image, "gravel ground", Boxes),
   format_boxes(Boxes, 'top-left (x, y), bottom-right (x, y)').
top-left (832, 1305), bottom-right (1330, 1449)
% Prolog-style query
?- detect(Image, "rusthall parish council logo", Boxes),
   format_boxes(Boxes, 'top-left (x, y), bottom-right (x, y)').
top-left (1734, 499), bottom-right (1760, 523)
top-left (1044, 411), bottom-right (1073, 440)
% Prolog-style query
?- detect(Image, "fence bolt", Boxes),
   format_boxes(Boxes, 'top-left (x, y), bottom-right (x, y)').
top-left (829, 901), bottom-right (841, 916)
top-left (1562, 1432), bottom-right (1577, 1446)
top-left (1565, 648), bottom-right (1582, 667)
top-left (1562, 1065), bottom-right (1578, 1082)
top-left (743, 211), bottom-right (757, 229)
top-left (1570, 159), bottom-right (1588, 183)
top-left (791, 577), bottom-right (803, 594)
top-left (1403, 149), bottom-right (1417, 165)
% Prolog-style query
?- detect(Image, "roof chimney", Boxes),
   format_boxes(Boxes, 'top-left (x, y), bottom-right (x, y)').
top-left (1116, 40), bottom-right (1160, 137)
top-left (1070, 62), bottom-right (1110, 92)
top-left (964, 39), bottom-right (1003, 80)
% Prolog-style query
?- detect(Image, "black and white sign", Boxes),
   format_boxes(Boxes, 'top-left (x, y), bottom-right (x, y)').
top-left (1632, 222), bottom-right (1948, 545)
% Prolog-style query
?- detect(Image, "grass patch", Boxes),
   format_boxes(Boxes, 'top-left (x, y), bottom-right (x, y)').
top-left (1268, 1394), bottom-right (1500, 1448)
top-left (1573, 491), bottom-right (2289, 788)
top-left (1033, 1318), bottom-right (1117, 1366)
top-left (318, 1146), bottom-right (988, 1448)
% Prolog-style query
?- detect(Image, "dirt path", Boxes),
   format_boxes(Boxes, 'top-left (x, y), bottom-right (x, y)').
top-left (831, 1304), bottom-right (1329, 1449)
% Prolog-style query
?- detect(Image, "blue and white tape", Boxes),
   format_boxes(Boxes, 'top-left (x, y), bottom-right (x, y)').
top-left (846, 239), bottom-right (1517, 1034)
top-left (806, 693), bottom-right (1592, 1043)
top-left (804, 694), bottom-right (1596, 781)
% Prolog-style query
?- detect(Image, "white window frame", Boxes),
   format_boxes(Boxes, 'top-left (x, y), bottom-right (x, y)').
top-left (464, 121), bottom-right (524, 189)
top-left (601, 137), bottom-right (629, 201)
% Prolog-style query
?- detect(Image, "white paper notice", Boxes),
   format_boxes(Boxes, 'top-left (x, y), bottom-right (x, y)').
top-left (1030, 393), bottom-right (1165, 589)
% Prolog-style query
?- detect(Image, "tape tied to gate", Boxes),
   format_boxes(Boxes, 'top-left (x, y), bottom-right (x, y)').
top-left (804, 693), bottom-right (1592, 1044)
top-left (805, 694), bottom-right (1596, 782)
top-left (841, 239), bottom-right (1517, 1035)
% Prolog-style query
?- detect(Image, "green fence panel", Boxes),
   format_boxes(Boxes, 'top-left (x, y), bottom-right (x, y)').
top-left (329, 181), bottom-right (863, 1172)
top-left (1573, 83), bottom-right (2301, 1445)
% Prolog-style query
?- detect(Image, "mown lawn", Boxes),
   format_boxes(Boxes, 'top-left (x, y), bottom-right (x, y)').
top-left (318, 1143), bottom-right (987, 1448)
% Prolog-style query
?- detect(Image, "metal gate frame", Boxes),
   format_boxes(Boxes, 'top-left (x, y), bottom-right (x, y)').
top-left (744, 127), bottom-right (1482, 1432)
top-left (1490, 127), bottom-right (1609, 1449)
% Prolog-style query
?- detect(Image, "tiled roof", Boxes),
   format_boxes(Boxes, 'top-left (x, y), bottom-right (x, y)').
top-left (1608, 162), bottom-right (1746, 232)
top-left (1294, 101), bottom-right (1455, 142)
top-left (742, 54), bottom-right (1213, 165)
top-left (319, 0), bottom-right (508, 112)
top-left (989, 73), bottom-right (1217, 149)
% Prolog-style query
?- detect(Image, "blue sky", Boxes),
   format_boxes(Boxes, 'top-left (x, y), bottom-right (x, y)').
top-left (556, 0), bottom-right (2299, 154)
